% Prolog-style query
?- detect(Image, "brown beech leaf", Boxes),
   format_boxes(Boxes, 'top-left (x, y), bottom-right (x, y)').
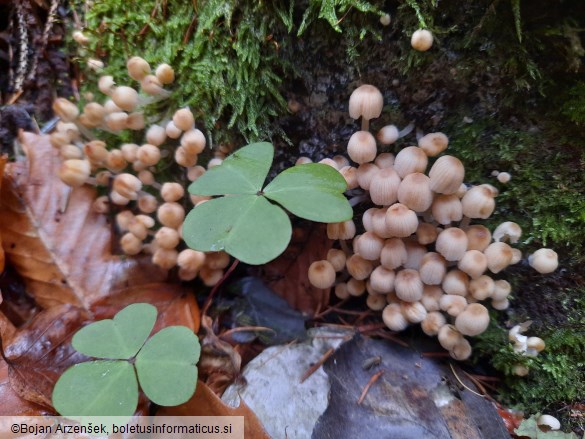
top-left (0, 132), bottom-right (168, 309)
top-left (91, 283), bottom-right (201, 333)
top-left (2, 305), bottom-right (90, 408)
top-left (157, 380), bottom-right (271, 439)
top-left (0, 358), bottom-right (50, 416)
top-left (261, 223), bottom-right (333, 316)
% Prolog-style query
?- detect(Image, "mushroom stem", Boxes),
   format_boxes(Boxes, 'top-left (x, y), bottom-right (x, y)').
top-left (459, 215), bottom-right (471, 230)
top-left (398, 121), bottom-right (415, 139)
top-left (339, 238), bottom-right (351, 255)
top-left (361, 118), bottom-right (370, 132)
top-left (416, 127), bottom-right (424, 142)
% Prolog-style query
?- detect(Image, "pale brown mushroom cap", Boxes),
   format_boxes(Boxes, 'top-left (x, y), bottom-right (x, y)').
top-left (308, 260), bottom-right (336, 289)
top-left (348, 84), bottom-right (384, 121)
top-left (528, 248), bottom-right (559, 274)
top-left (455, 303), bottom-right (490, 336)
top-left (395, 268), bottom-right (424, 302)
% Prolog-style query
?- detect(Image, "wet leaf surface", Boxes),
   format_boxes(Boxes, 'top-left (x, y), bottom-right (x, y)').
top-left (260, 223), bottom-right (333, 316)
top-left (228, 276), bottom-right (308, 345)
top-left (0, 132), bottom-right (168, 309)
top-left (0, 154), bottom-right (6, 273)
top-left (312, 334), bottom-right (511, 439)
top-left (157, 380), bottom-right (271, 439)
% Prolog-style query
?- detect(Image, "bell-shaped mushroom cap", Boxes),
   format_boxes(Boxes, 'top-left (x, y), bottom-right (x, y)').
top-left (349, 84), bottom-right (384, 121)
top-left (528, 248), bottom-right (559, 274)
top-left (440, 294), bottom-right (468, 317)
top-left (356, 163), bottom-right (380, 190)
top-left (455, 303), bottom-right (490, 336)
top-left (375, 152), bottom-right (395, 168)
top-left (450, 338), bottom-right (472, 360)
top-left (385, 203), bottom-right (419, 238)
top-left (366, 293), bottom-right (388, 310)
top-left (308, 260), bottom-right (336, 289)
top-left (401, 301), bottom-right (427, 323)
top-left (377, 125), bottom-right (400, 145)
top-left (346, 254), bottom-right (374, 280)
top-left (457, 250), bottom-right (488, 279)
top-left (428, 155), bottom-right (465, 194)
top-left (403, 240), bottom-right (427, 270)
top-left (347, 131), bottom-right (377, 164)
top-left (398, 173), bottom-right (433, 212)
top-left (416, 222), bottom-right (439, 245)
top-left (492, 279), bottom-right (511, 301)
top-left (484, 242), bottom-right (513, 273)
top-left (394, 146), bottom-right (428, 178)
top-left (466, 225), bottom-right (492, 251)
top-left (421, 285), bottom-right (443, 312)
top-left (382, 303), bottom-right (409, 331)
top-left (380, 238), bottom-right (408, 270)
top-left (421, 311), bottom-right (447, 336)
top-left (418, 132), bottom-right (448, 157)
top-left (395, 269), bottom-right (424, 302)
top-left (536, 415), bottom-right (561, 431)
top-left (431, 194), bottom-right (463, 225)
top-left (369, 266), bottom-right (396, 294)
top-left (419, 252), bottom-right (447, 285)
top-left (442, 269), bottom-right (469, 297)
top-left (462, 185), bottom-right (495, 219)
top-left (436, 227), bottom-right (468, 261)
top-left (469, 275), bottom-right (495, 300)
top-left (411, 29), bottom-right (434, 52)
top-left (355, 231), bottom-right (385, 260)
top-left (370, 167), bottom-right (401, 205)
top-left (438, 324), bottom-right (463, 350)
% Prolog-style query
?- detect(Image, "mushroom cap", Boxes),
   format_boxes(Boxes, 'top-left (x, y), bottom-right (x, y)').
top-left (421, 311), bottom-right (447, 336)
top-left (455, 303), bottom-right (490, 336)
top-left (442, 269), bottom-right (469, 297)
top-left (466, 225), bottom-right (492, 252)
top-left (397, 173), bottom-right (433, 212)
top-left (428, 155), bottom-right (465, 194)
top-left (356, 163), bottom-right (380, 190)
top-left (469, 275), bottom-right (495, 300)
top-left (380, 238), bottom-right (408, 270)
top-left (308, 260), bottom-right (336, 289)
top-left (395, 268), bottom-right (424, 302)
top-left (366, 293), bottom-right (387, 311)
top-left (450, 338), bottom-right (472, 360)
top-left (462, 185), bottom-right (495, 219)
top-left (355, 231), bottom-right (385, 260)
top-left (536, 415), bottom-right (560, 431)
top-left (436, 227), bottom-right (468, 261)
top-left (484, 242), bottom-right (513, 273)
top-left (438, 324), bottom-right (463, 350)
top-left (419, 252), bottom-right (447, 285)
top-left (492, 221), bottom-right (522, 244)
top-left (457, 250), bottom-right (488, 279)
top-left (382, 303), bottom-right (409, 331)
top-left (348, 131), bottom-right (377, 164)
top-left (421, 285), bottom-right (443, 312)
top-left (348, 84), bottom-right (384, 121)
top-left (370, 167), bottom-right (401, 205)
top-left (431, 194), bottom-right (463, 225)
top-left (411, 29), bottom-right (434, 51)
top-left (528, 248), bottom-right (559, 274)
top-left (376, 125), bottom-right (399, 145)
top-left (401, 301), bottom-right (427, 323)
top-left (393, 146), bottom-right (428, 178)
top-left (385, 203), bottom-right (419, 238)
top-left (346, 254), bottom-right (374, 280)
top-left (418, 132), bottom-right (448, 157)
top-left (440, 294), bottom-right (468, 317)
top-left (369, 266), bottom-right (396, 294)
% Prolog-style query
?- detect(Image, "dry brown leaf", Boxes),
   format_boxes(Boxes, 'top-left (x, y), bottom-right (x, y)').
top-left (2, 305), bottom-right (90, 408)
top-left (0, 358), bottom-right (50, 416)
top-left (157, 380), bottom-right (271, 439)
top-left (0, 132), bottom-right (168, 309)
top-left (261, 223), bottom-right (333, 316)
top-left (91, 283), bottom-right (200, 333)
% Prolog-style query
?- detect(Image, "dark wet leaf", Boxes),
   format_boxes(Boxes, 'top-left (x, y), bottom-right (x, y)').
top-left (312, 334), bottom-right (510, 439)
top-left (228, 277), bottom-right (307, 345)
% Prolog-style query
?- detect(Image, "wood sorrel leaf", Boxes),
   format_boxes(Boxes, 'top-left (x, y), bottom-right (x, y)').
top-left (263, 163), bottom-right (353, 222)
top-left (72, 303), bottom-right (157, 359)
top-left (188, 142), bottom-right (273, 196)
top-left (135, 326), bottom-right (200, 406)
top-left (183, 194), bottom-right (292, 265)
top-left (52, 360), bottom-right (138, 417)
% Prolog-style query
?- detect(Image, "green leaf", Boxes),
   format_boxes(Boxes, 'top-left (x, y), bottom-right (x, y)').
top-left (188, 142), bottom-right (273, 195)
top-left (183, 194), bottom-right (292, 265)
top-left (135, 326), bottom-right (200, 406)
top-left (264, 163), bottom-right (353, 222)
top-left (72, 303), bottom-right (157, 359)
top-left (52, 361), bottom-right (138, 417)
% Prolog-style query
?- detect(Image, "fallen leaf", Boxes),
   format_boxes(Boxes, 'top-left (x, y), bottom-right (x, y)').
top-left (90, 283), bottom-right (200, 333)
top-left (2, 305), bottom-right (90, 408)
top-left (312, 334), bottom-right (510, 439)
top-left (0, 132), bottom-right (168, 309)
top-left (260, 223), bottom-right (333, 316)
top-left (0, 358), bottom-right (50, 416)
top-left (514, 415), bottom-right (578, 438)
top-left (157, 380), bottom-right (271, 439)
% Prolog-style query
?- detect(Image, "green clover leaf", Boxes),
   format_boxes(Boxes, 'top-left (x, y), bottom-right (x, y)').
top-left (184, 142), bottom-right (353, 264)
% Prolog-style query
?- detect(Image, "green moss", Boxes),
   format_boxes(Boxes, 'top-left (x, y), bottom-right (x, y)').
top-left (73, 0), bottom-right (383, 145)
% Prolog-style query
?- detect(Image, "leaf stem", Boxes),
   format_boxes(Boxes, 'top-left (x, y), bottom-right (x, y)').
top-left (201, 258), bottom-right (240, 317)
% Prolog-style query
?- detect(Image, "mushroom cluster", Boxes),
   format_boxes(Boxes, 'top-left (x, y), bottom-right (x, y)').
top-left (50, 55), bottom-right (229, 284)
top-left (306, 84), bottom-right (559, 361)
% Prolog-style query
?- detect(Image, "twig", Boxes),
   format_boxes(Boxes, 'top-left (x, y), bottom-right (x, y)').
top-left (357, 370), bottom-right (384, 404)
top-left (300, 348), bottom-right (334, 383)
top-left (201, 258), bottom-right (239, 317)
top-left (449, 362), bottom-right (486, 398)
top-left (219, 326), bottom-right (275, 340)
